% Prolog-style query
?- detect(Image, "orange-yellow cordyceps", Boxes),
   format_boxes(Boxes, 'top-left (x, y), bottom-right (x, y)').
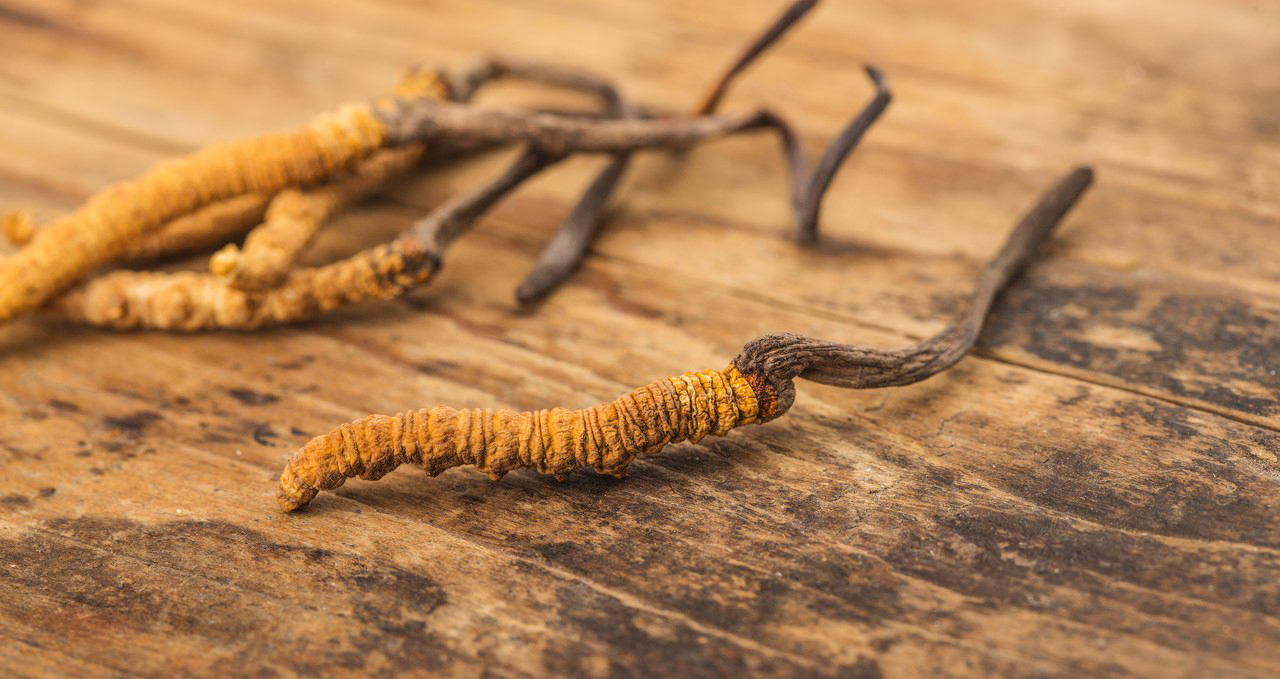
top-left (278, 365), bottom-right (764, 511)
top-left (0, 73), bottom-right (449, 323)
top-left (277, 167), bottom-right (1094, 511)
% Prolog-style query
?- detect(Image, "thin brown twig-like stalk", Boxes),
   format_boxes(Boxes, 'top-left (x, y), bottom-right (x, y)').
top-left (516, 0), bottom-right (823, 305)
top-left (793, 65), bottom-right (892, 243)
top-left (694, 0), bottom-right (820, 116)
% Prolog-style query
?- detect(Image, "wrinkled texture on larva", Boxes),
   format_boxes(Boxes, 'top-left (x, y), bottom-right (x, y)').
top-left (0, 102), bottom-right (389, 322)
top-left (120, 193), bottom-right (271, 262)
top-left (6, 195), bottom-right (269, 263)
top-left (51, 238), bottom-right (438, 331)
top-left (210, 145), bottom-right (426, 291)
top-left (209, 71), bottom-right (445, 291)
top-left (277, 365), bottom-right (761, 511)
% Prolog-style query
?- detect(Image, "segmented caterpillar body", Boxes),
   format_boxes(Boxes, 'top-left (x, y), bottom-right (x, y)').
top-left (278, 365), bottom-right (762, 511)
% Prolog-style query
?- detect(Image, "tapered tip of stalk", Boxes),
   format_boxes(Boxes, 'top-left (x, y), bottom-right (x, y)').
top-left (863, 65), bottom-right (892, 106)
top-left (792, 216), bottom-right (820, 246)
top-left (1069, 166), bottom-right (1096, 188)
top-left (514, 273), bottom-right (558, 306)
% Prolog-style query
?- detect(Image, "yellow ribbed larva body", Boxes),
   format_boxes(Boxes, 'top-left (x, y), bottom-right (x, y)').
top-left (277, 365), bottom-right (761, 511)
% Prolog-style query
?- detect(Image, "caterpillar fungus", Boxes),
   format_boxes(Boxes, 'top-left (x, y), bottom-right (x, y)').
top-left (0, 99), bottom-right (394, 322)
top-left (22, 0), bottom-right (891, 329)
top-left (277, 166), bottom-right (1095, 511)
top-left (0, 0), bottom-right (832, 324)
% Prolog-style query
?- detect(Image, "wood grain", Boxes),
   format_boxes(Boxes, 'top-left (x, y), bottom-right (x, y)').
top-left (1, 0), bottom-right (1277, 677)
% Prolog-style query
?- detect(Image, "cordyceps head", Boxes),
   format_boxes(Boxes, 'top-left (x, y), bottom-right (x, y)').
top-left (277, 467), bottom-right (320, 512)
top-left (276, 428), bottom-right (342, 512)
top-left (276, 413), bottom-right (411, 512)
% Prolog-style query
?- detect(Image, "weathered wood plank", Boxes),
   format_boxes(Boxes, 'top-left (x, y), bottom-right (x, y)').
top-left (4, 211), bottom-right (1279, 676)
top-left (1, 0), bottom-right (1277, 677)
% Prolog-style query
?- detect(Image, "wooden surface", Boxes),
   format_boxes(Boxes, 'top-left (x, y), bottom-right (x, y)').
top-left (2, 0), bottom-right (1278, 677)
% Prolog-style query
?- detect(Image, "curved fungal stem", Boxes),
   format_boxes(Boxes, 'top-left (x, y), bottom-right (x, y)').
top-left (514, 153), bottom-right (631, 305)
top-left (516, 0), bottom-right (824, 305)
top-left (694, 0), bottom-right (821, 116)
top-left (278, 166), bottom-right (1094, 511)
top-left (793, 65), bottom-right (892, 244)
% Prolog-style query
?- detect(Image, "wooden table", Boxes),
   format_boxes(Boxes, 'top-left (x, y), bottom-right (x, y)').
top-left (2, 1), bottom-right (1277, 677)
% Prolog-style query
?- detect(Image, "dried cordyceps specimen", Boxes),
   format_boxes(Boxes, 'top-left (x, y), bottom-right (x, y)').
top-left (31, 0), bottom-right (890, 331)
top-left (2, 0), bottom-right (884, 327)
top-left (277, 167), bottom-right (1094, 511)
top-left (206, 71), bottom-right (449, 291)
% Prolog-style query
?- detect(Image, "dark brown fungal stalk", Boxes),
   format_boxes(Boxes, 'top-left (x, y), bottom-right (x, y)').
top-left (695, 0), bottom-right (821, 116)
top-left (515, 0), bottom-right (825, 305)
top-left (794, 65), bottom-right (892, 243)
top-left (278, 167), bottom-right (1094, 511)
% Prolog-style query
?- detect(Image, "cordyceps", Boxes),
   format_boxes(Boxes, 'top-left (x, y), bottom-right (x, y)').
top-left (3, 0), bottom-right (891, 329)
top-left (277, 167), bottom-right (1094, 511)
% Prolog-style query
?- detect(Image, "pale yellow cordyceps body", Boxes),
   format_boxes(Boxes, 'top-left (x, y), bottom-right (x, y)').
top-left (277, 365), bottom-right (763, 511)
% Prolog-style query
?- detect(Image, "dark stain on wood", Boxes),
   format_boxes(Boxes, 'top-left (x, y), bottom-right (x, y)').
top-left (101, 411), bottom-right (162, 437)
top-left (227, 388), bottom-right (280, 406)
top-left (984, 266), bottom-right (1280, 419)
top-left (0, 517), bottom-right (453, 676)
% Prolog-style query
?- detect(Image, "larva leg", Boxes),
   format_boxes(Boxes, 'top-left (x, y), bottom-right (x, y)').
top-left (278, 167), bottom-right (1093, 512)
